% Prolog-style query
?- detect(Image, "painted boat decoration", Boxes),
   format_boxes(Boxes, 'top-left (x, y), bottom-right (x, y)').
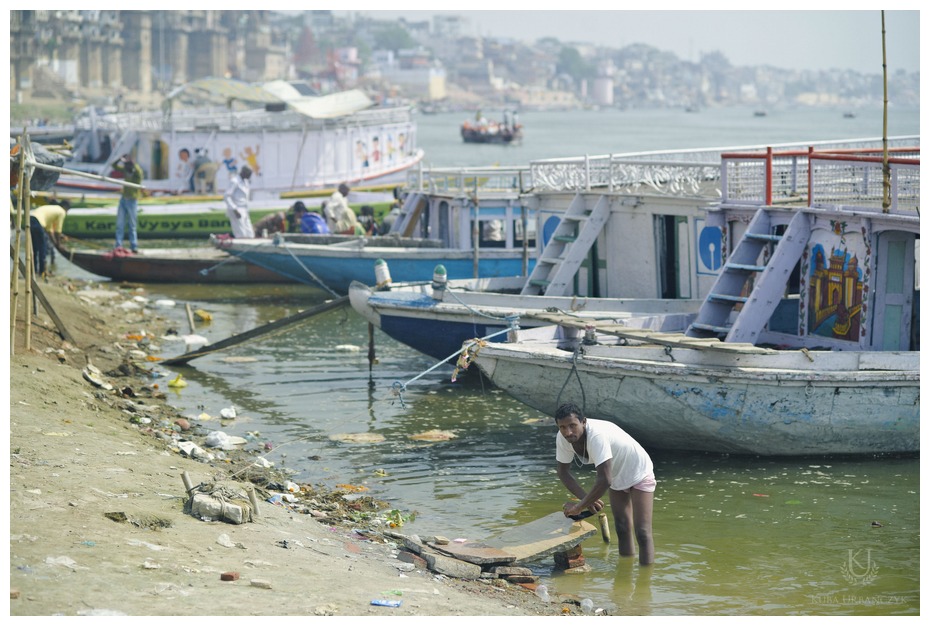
top-left (217, 167), bottom-right (539, 295)
top-left (54, 240), bottom-right (295, 284)
top-left (57, 78), bottom-right (424, 196)
top-left (469, 146), bottom-right (920, 456)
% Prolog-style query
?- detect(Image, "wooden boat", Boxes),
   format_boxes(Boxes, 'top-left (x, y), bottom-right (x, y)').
top-left (56, 78), bottom-right (424, 196)
top-left (469, 147), bottom-right (920, 456)
top-left (219, 166), bottom-right (539, 295)
top-left (54, 240), bottom-right (295, 284)
top-left (461, 111), bottom-right (522, 144)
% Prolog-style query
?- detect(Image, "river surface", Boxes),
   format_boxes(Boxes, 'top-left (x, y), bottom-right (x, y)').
top-left (46, 104), bottom-right (920, 615)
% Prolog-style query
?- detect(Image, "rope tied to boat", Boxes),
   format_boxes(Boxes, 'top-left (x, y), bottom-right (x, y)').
top-left (269, 234), bottom-right (341, 298)
top-left (390, 318), bottom-right (520, 407)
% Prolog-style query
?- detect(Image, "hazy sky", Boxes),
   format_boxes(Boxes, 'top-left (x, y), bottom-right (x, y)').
top-left (341, 8), bottom-right (921, 75)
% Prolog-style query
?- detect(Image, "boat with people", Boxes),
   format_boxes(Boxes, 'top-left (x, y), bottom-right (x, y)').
top-left (216, 166), bottom-right (539, 295)
top-left (461, 110), bottom-right (523, 144)
top-left (58, 191), bottom-right (397, 240)
top-left (467, 145), bottom-right (920, 456)
top-left (53, 239), bottom-right (295, 284)
top-left (55, 78), bottom-right (424, 197)
top-left (349, 137), bottom-right (918, 366)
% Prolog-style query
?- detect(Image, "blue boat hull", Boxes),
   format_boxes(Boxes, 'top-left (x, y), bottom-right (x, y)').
top-left (233, 251), bottom-right (534, 295)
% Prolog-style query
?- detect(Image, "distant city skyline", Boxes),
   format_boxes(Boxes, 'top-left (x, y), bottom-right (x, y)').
top-left (339, 8), bottom-right (921, 75)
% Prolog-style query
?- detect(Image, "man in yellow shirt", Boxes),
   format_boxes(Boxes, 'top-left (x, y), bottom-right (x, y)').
top-left (29, 200), bottom-right (70, 277)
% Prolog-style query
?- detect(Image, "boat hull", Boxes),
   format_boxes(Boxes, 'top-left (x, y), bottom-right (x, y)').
top-left (349, 280), bottom-right (700, 362)
top-left (224, 240), bottom-right (537, 295)
top-left (57, 244), bottom-right (295, 284)
top-left (473, 341), bottom-right (919, 456)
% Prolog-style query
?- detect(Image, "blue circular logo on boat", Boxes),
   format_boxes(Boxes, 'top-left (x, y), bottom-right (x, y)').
top-left (699, 226), bottom-right (723, 271)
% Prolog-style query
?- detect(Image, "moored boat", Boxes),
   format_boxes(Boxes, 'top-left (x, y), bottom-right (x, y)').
top-left (218, 166), bottom-right (539, 295)
top-left (461, 110), bottom-right (522, 144)
top-left (54, 240), bottom-right (295, 284)
top-left (469, 145), bottom-right (920, 456)
top-left (57, 78), bottom-right (424, 197)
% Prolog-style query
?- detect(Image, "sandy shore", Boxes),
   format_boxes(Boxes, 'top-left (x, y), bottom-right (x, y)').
top-left (7, 275), bottom-right (568, 617)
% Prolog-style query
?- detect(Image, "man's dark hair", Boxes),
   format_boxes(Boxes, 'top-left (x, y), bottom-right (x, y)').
top-left (555, 402), bottom-right (585, 422)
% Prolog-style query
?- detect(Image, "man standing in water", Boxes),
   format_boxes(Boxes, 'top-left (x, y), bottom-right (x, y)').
top-left (554, 402), bottom-right (655, 565)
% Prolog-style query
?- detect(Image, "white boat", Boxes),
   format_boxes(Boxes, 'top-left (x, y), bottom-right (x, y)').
top-left (350, 138), bottom-right (919, 365)
top-left (58, 78), bottom-right (424, 198)
top-left (469, 146), bottom-right (920, 456)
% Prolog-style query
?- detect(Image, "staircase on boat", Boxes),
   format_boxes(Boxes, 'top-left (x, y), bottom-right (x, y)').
top-left (686, 209), bottom-right (810, 343)
top-left (520, 193), bottom-right (609, 296)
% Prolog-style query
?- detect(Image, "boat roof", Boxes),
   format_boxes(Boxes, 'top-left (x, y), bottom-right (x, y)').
top-left (165, 77), bottom-right (374, 119)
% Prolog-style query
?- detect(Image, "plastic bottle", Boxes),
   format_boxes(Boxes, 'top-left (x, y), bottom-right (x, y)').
top-left (535, 584), bottom-right (550, 602)
top-left (374, 258), bottom-right (392, 290)
top-left (580, 598), bottom-right (594, 614)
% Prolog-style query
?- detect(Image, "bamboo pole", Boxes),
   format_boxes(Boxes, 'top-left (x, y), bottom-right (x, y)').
top-left (23, 141), bottom-right (34, 352)
top-left (10, 136), bottom-right (27, 355)
top-left (881, 10), bottom-right (891, 213)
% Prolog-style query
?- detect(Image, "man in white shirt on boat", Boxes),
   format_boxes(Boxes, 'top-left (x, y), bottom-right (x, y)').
top-left (224, 165), bottom-right (255, 239)
top-left (555, 402), bottom-right (656, 565)
top-left (324, 183), bottom-right (361, 235)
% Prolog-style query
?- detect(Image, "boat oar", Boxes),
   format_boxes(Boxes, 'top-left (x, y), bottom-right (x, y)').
top-left (161, 295), bottom-right (349, 366)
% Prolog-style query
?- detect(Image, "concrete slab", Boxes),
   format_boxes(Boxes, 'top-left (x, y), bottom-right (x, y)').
top-left (427, 541), bottom-right (516, 565)
top-left (483, 512), bottom-right (598, 565)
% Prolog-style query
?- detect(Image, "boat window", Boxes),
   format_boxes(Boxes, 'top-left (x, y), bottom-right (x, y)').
top-left (514, 215), bottom-right (536, 248)
top-left (479, 219), bottom-right (507, 248)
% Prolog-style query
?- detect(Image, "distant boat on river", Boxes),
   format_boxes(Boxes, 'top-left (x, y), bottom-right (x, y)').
top-left (461, 110), bottom-right (523, 144)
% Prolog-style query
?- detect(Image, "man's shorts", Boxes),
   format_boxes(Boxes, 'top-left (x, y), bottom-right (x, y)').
top-left (617, 472), bottom-right (657, 494)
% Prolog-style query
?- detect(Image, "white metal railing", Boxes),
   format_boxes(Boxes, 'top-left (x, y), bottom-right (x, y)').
top-left (406, 164), bottom-right (530, 196)
top-left (71, 104), bottom-right (415, 133)
top-left (528, 136), bottom-right (920, 197)
top-left (809, 155), bottom-right (920, 215)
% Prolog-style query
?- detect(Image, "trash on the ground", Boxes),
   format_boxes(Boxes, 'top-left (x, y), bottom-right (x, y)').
top-left (205, 430), bottom-right (247, 450)
top-left (535, 584), bottom-right (550, 602)
top-left (82, 366), bottom-right (113, 391)
top-left (45, 555), bottom-right (84, 570)
top-left (371, 599), bottom-right (402, 607)
top-left (194, 309), bottom-right (213, 321)
top-left (189, 481), bottom-right (254, 524)
top-left (252, 456), bottom-right (274, 468)
top-left (177, 440), bottom-right (213, 461)
top-left (154, 299), bottom-right (176, 308)
top-left (335, 344), bottom-right (361, 352)
top-left (219, 406), bottom-right (237, 419)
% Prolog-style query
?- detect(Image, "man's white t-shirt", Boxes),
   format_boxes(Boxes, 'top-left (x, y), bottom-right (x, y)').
top-left (556, 418), bottom-right (653, 491)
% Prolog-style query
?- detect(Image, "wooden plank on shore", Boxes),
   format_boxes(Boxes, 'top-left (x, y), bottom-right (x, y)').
top-left (11, 247), bottom-right (76, 345)
top-left (161, 295), bottom-right (349, 366)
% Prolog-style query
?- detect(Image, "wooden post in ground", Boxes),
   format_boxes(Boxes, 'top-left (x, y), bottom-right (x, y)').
top-left (10, 139), bottom-right (27, 355)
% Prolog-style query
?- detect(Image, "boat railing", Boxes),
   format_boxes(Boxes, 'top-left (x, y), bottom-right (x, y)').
top-left (72, 104), bottom-right (415, 133)
top-left (527, 136), bottom-right (919, 197)
top-left (406, 164), bottom-right (530, 196)
top-left (721, 147), bottom-right (919, 216)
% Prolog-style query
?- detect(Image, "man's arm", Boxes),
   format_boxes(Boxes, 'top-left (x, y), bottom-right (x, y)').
top-left (560, 460), bottom-right (611, 517)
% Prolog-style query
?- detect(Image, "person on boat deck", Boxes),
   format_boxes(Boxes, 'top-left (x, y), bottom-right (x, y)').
top-left (253, 210), bottom-right (287, 237)
top-left (325, 183), bottom-right (361, 235)
top-left (112, 154), bottom-right (144, 253)
top-left (358, 204), bottom-right (379, 236)
top-left (554, 402), bottom-right (656, 565)
top-left (301, 204), bottom-right (331, 234)
top-left (224, 165), bottom-right (255, 239)
top-left (29, 199), bottom-right (70, 278)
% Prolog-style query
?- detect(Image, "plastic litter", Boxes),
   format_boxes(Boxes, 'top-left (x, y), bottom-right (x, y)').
top-left (535, 584), bottom-right (550, 602)
top-left (371, 599), bottom-right (401, 608)
top-left (581, 598), bottom-right (594, 613)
